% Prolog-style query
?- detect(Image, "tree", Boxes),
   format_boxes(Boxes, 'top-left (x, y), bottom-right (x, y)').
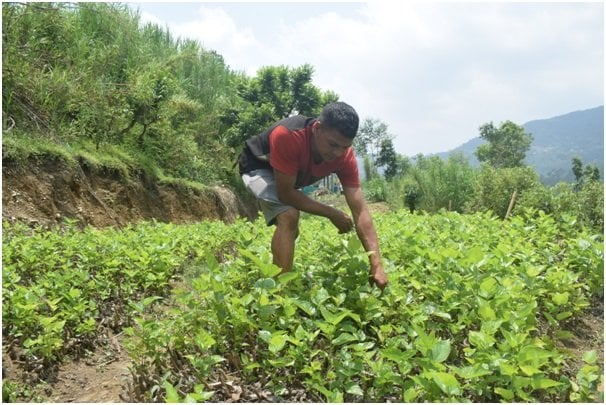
top-left (220, 64), bottom-right (337, 149)
top-left (475, 121), bottom-right (533, 168)
top-left (363, 155), bottom-right (378, 180)
top-left (571, 157), bottom-right (601, 191)
top-left (354, 118), bottom-right (392, 181)
top-left (376, 138), bottom-right (399, 180)
top-left (353, 118), bottom-right (390, 158)
top-left (572, 157), bottom-right (584, 182)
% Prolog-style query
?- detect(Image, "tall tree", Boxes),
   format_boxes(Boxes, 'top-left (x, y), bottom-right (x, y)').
top-left (376, 138), bottom-right (399, 180)
top-left (572, 157), bottom-right (601, 191)
top-left (475, 120), bottom-right (533, 168)
top-left (353, 118), bottom-right (391, 158)
top-left (220, 64), bottom-right (338, 148)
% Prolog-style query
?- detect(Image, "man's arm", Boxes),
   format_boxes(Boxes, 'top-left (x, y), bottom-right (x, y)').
top-left (274, 169), bottom-right (353, 233)
top-left (343, 186), bottom-right (388, 289)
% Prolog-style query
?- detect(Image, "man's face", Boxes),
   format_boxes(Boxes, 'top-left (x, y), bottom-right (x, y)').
top-left (313, 122), bottom-right (353, 162)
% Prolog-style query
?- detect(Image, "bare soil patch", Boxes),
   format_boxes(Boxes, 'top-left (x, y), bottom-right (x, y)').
top-left (2, 156), bottom-right (256, 229)
top-left (3, 332), bottom-right (131, 403)
top-left (47, 338), bottom-right (131, 403)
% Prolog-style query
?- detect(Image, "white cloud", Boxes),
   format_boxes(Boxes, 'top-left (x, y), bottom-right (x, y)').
top-left (132, 1), bottom-right (603, 156)
top-left (138, 10), bottom-right (163, 26)
top-left (162, 6), bottom-right (266, 74)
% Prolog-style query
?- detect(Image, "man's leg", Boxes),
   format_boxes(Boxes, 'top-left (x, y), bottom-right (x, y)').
top-left (272, 208), bottom-right (300, 272)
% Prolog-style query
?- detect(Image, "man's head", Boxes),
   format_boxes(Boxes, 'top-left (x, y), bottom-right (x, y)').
top-left (312, 102), bottom-right (359, 162)
top-left (318, 101), bottom-right (359, 140)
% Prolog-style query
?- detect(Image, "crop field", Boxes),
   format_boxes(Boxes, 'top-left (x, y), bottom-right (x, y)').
top-left (2, 210), bottom-right (604, 402)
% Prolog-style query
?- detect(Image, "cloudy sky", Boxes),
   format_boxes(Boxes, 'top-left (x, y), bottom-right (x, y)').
top-left (129, 1), bottom-right (604, 156)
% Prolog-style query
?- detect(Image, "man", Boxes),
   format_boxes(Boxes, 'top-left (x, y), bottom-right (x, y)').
top-left (238, 101), bottom-right (388, 289)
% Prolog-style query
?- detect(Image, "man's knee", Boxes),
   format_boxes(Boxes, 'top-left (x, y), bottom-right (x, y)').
top-left (276, 209), bottom-right (300, 237)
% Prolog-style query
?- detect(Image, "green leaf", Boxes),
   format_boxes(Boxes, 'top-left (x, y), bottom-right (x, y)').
top-left (345, 382), bottom-right (363, 396)
top-left (403, 387), bottom-right (418, 402)
top-left (494, 387), bottom-right (514, 400)
top-left (414, 328), bottom-right (438, 356)
top-left (183, 394), bottom-right (197, 402)
top-left (207, 355), bottom-right (225, 366)
top-left (258, 304), bottom-right (276, 319)
top-left (525, 265), bottom-right (543, 277)
top-left (163, 381), bottom-right (181, 403)
top-left (499, 362), bottom-right (517, 376)
top-left (518, 346), bottom-right (552, 365)
top-left (320, 307), bottom-right (360, 326)
top-left (239, 248), bottom-right (281, 277)
top-left (194, 330), bottom-right (216, 350)
top-left (478, 303), bottom-right (496, 321)
top-left (312, 288), bottom-right (330, 306)
top-left (429, 340), bottom-right (451, 363)
top-left (268, 332), bottom-right (287, 353)
top-left (381, 347), bottom-right (415, 363)
top-left (326, 390), bottom-right (344, 403)
top-left (258, 330), bottom-right (271, 343)
top-left (69, 288), bottom-right (81, 299)
top-left (464, 246), bottom-right (486, 266)
top-left (519, 364), bottom-right (542, 376)
top-left (479, 277), bottom-right (497, 298)
top-left (292, 299), bottom-right (316, 316)
top-left (468, 330), bottom-right (495, 350)
top-left (254, 278), bottom-right (276, 290)
top-left (551, 292), bottom-right (569, 305)
top-left (453, 365), bottom-right (492, 379)
top-left (331, 332), bottom-right (357, 346)
top-left (194, 389), bottom-right (216, 402)
top-left (277, 271), bottom-right (299, 285)
top-left (582, 350), bottom-right (598, 364)
top-left (430, 372), bottom-right (461, 396)
top-left (531, 376), bottom-right (562, 390)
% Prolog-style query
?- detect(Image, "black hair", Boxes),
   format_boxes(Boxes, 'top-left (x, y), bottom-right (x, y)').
top-left (318, 101), bottom-right (359, 139)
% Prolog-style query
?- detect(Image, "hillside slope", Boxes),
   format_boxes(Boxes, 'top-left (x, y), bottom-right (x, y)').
top-left (437, 106), bottom-right (604, 184)
top-left (2, 156), bottom-right (257, 228)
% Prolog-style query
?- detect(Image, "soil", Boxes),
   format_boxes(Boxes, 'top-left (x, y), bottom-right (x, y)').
top-left (1, 155), bottom-right (258, 229)
top-left (2, 330), bottom-right (131, 403)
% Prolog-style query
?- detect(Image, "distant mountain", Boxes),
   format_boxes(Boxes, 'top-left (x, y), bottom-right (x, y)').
top-left (436, 106), bottom-right (604, 185)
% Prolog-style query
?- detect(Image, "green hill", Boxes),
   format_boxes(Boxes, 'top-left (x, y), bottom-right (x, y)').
top-left (438, 106), bottom-right (604, 184)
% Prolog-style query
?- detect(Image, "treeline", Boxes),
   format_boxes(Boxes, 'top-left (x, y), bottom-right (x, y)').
top-left (2, 2), bottom-right (603, 232)
top-left (2, 2), bottom-right (336, 187)
top-left (356, 119), bottom-right (603, 232)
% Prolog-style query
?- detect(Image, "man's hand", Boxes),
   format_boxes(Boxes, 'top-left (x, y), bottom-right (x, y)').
top-left (370, 264), bottom-right (388, 290)
top-left (329, 208), bottom-right (354, 233)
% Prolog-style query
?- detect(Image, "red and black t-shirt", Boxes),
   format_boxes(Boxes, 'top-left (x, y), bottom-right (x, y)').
top-left (239, 115), bottom-right (360, 189)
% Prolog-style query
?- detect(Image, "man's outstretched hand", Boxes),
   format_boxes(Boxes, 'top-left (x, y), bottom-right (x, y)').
top-left (370, 265), bottom-right (388, 290)
top-left (329, 208), bottom-right (354, 234)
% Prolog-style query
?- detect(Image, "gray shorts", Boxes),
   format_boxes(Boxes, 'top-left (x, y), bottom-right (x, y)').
top-left (242, 169), bottom-right (293, 226)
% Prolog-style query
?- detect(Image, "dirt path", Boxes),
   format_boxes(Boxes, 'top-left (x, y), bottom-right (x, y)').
top-left (47, 348), bottom-right (131, 403)
top-left (3, 333), bottom-right (132, 403)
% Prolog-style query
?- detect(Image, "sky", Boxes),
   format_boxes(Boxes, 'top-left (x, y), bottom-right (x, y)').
top-left (128, 1), bottom-right (604, 156)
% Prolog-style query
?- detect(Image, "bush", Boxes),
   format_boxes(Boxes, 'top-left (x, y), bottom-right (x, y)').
top-left (362, 178), bottom-right (387, 202)
top-left (516, 181), bottom-right (604, 233)
top-left (465, 165), bottom-right (541, 218)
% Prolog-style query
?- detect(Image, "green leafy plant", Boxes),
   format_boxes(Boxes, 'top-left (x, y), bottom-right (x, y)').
top-left (3, 210), bottom-right (603, 402)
